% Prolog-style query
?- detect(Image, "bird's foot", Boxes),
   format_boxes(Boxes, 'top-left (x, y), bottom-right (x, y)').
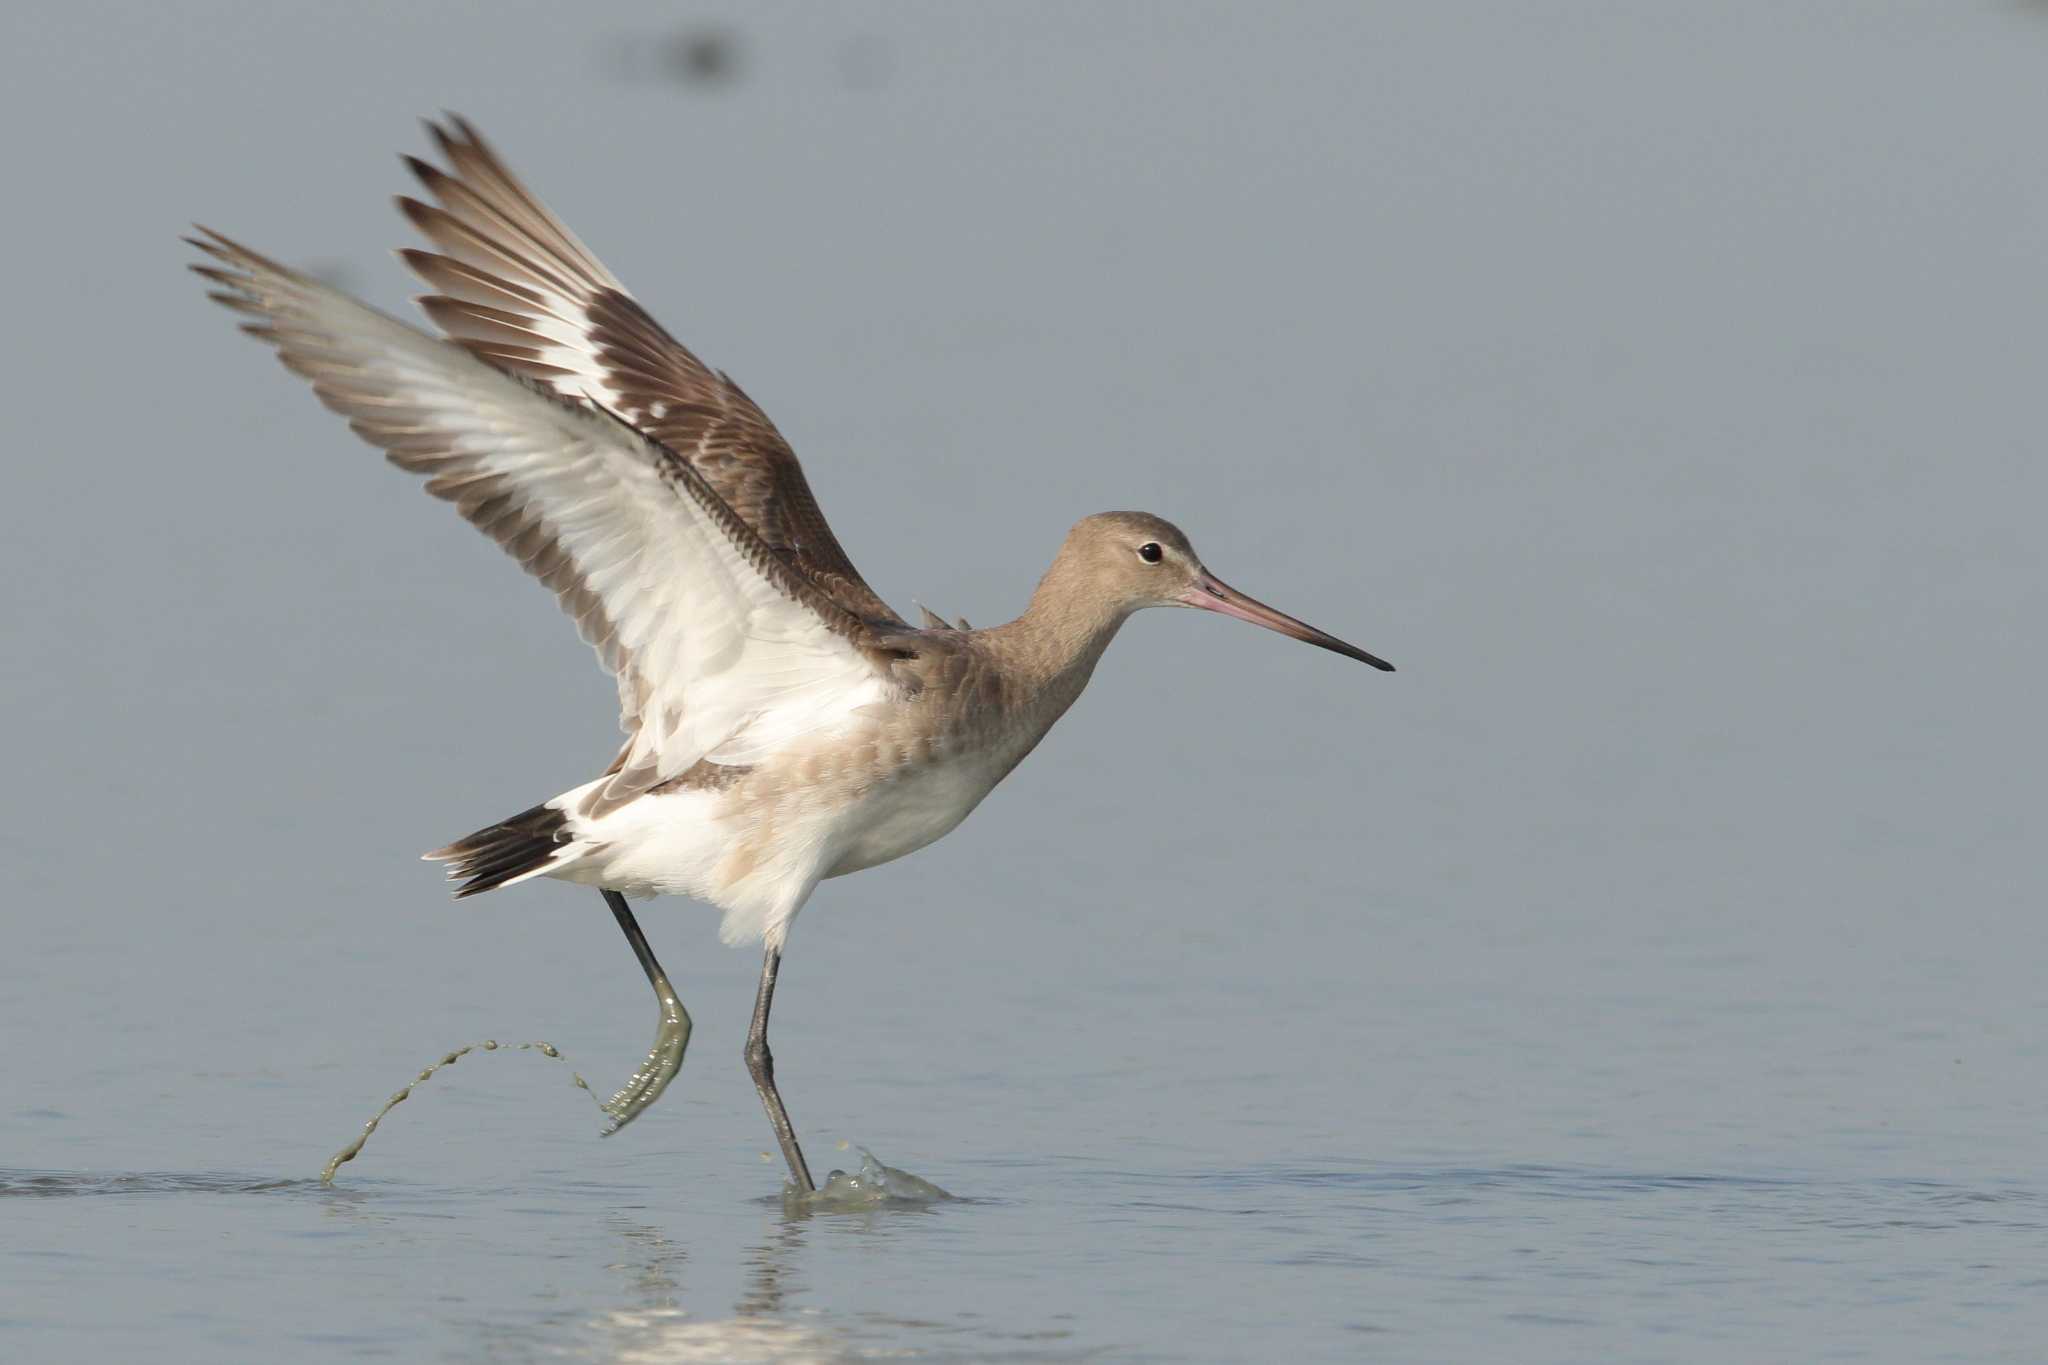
top-left (600, 989), bottom-right (691, 1135)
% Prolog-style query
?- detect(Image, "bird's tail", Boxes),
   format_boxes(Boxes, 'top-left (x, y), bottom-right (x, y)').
top-left (423, 789), bottom-right (594, 898)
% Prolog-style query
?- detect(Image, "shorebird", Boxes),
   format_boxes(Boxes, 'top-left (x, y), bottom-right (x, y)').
top-left (190, 118), bottom-right (1392, 1193)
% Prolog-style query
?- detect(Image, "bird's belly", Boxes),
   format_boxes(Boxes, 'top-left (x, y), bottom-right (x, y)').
top-left (825, 755), bottom-right (1002, 877)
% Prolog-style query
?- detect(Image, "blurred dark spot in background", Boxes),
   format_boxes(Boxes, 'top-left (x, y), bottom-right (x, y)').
top-left (667, 27), bottom-right (740, 86)
top-left (604, 26), bottom-right (744, 90)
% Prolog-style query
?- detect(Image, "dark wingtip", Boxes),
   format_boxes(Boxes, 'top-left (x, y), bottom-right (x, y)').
top-left (430, 111), bottom-right (487, 157)
top-left (400, 153), bottom-right (444, 188)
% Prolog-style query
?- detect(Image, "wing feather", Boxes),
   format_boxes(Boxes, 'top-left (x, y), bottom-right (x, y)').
top-left (190, 231), bottom-right (897, 812)
top-left (397, 116), bottom-right (907, 628)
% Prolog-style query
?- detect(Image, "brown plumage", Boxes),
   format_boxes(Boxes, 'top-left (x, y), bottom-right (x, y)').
top-left (399, 117), bottom-right (904, 629)
top-left (188, 118), bottom-right (1391, 1192)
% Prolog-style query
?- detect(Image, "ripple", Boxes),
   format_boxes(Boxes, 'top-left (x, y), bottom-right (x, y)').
top-left (0, 1169), bottom-right (320, 1199)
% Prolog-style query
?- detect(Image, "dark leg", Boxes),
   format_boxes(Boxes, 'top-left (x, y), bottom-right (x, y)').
top-left (599, 888), bottom-right (692, 1135)
top-left (745, 948), bottom-right (815, 1193)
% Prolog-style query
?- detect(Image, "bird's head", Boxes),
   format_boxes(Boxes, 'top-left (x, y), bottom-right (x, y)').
top-left (1055, 511), bottom-right (1393, 670)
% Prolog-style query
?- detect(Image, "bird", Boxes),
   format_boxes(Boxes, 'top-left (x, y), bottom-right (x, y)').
top-left (188, 117), bottom-right (1393, 1193)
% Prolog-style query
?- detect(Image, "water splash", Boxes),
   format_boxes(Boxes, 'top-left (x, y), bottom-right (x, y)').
top-left (786, 1149), bottom-right (954, 1210)
top-left (320, 1040), bottom-right (599, 1185)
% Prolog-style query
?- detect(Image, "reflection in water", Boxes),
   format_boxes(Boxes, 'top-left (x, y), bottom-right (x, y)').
top-left (589, 1213), bottom-right (851, 1364)
top-left (735, 1218), bottom-right (806, 1320)
top-left (585, 1185), bottom-right (982, 1364)
top-left (606, 1217), bottom-right (689, 1311)
top-left (595, 1308), bottom-right (854, 1365)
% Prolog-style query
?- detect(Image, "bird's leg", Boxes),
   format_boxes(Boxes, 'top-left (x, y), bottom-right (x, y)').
top-left (599, 888), bottom-right (692, 1135)
top-left (745, 948), bottom-right (815, 1193)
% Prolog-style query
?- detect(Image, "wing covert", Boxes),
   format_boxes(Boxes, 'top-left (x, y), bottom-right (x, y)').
top-left (396, 116), bottom-right (907, 630)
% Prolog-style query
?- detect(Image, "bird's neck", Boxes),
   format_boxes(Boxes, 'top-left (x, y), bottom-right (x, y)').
top-left (984, 559), bottom-right (1132, 699)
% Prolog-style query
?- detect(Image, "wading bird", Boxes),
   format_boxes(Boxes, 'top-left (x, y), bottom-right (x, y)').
top-left (190, 119), bottom-right (1392, 1193)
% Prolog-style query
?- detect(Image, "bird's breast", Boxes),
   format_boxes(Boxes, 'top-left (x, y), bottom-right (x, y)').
top-left (815, 653), bottom-right (1088, 879)
top-left (821, 743), bottom-right (1009, 878)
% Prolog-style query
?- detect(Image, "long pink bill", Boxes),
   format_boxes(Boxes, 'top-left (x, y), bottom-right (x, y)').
top-left (1179, 571), bottom-right (1394, 671)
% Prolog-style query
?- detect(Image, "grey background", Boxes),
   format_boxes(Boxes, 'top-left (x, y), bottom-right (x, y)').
top-left (2, 2), bottom-right (2043, 1361)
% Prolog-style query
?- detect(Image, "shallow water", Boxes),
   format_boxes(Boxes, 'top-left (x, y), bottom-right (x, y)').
top-left (6, 1154), bottom-right (2043, 1362)
top-left (6, 0), bottom-right (2048, 1360)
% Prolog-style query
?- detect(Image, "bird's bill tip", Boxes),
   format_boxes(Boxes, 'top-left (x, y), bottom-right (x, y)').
top-left (1179, 572), bottom-right (1393, 671)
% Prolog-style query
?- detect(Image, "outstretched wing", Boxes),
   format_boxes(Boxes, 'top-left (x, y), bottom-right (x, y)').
top-left (190, 231), bottom-right (901, 813)
top-left (394, 116), bottom-right (906, 630)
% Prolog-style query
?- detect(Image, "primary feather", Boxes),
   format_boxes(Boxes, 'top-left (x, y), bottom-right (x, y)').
top-left (397, 116), bottom-right (906, 630)
top-left (190, 230), bottom-right (899, 820)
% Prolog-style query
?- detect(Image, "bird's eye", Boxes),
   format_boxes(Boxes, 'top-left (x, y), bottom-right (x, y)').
top-left (1137, 542), bottom-right (1163, 564)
